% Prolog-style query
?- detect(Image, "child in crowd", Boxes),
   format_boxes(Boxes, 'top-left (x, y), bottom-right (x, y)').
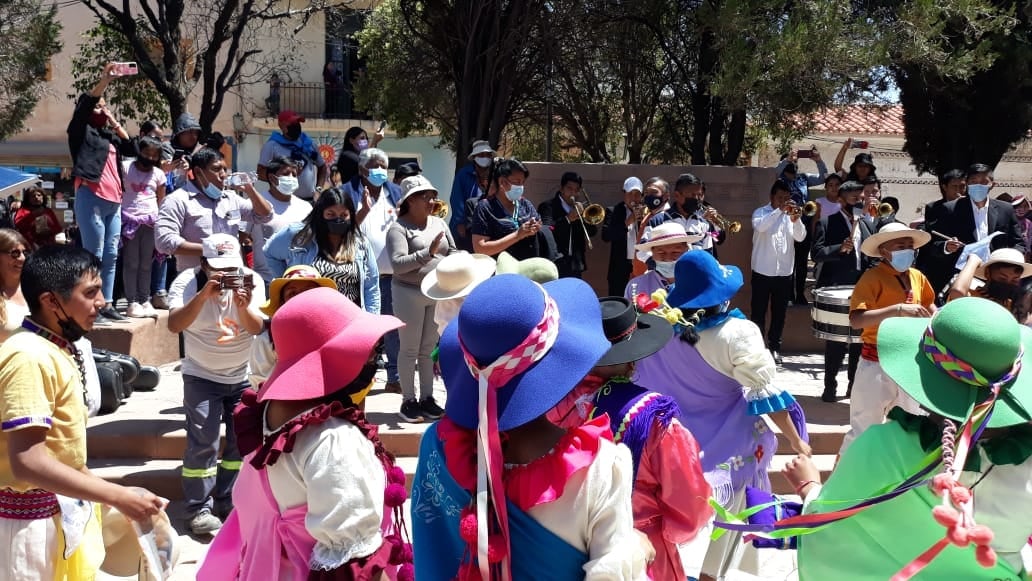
top-left (121, 136), bottom-right (166, 317)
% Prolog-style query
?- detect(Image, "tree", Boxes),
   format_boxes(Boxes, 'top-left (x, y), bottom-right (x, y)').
top-left (70, 23), bottom-right (170, 129)
top-left (864, 0), bottom-right (1026, 174)
top-left (356, 0), bottom-right (549, 170)
top-left (77, 0), bottom-right (344, 134)
top-left (0, 0), bottom-right (62, 141)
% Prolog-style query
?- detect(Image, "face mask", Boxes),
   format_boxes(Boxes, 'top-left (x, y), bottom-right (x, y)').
top-left (274, 175), bottom-right (299, 196)
top-left (505, 184), bottom-right (524, 202)
top-left (202, 182), bottom-right (223, 200)
top-left (474, 156), bottom-right (492, 168)
top-left (986, 280), bottom-right (1021, 302)
top-left (682, 198), bottom-right (700, 215)
top-left (644, 194), bottom-right (664, 210)
top-left (888, 248), bottom-right (915, 272)
top-left (285, 123), bottom-right (302, 141)
top-left (367, 168), bottom-right (389, 187)
top-left (655, 260), bottom-right (677, 279)
top-left (356, 138), bottom-right (370, 151)
top-left (89, 111), bottom-right (108, 129)
top-left (967, 184), bottom-right (990, 203)
top-left (56, 302), bottom-right (87, 342)
top-left (326, 218), bottom-right (352, 235)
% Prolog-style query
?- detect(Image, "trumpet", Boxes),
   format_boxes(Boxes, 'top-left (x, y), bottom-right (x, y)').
top-left (430, 199), bottom-right (450, 220)
top-left (785, 201), bottom-right (818, 219)
top-left (573, 188), bottom-right (606, 250)
top-left (878, 202), bottom-right (894, 218)
top-left (698, 205), bottom-right (743, 234)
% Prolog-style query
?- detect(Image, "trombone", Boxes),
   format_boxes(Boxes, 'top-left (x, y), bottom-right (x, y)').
top-left (573, 188), bottom-right (606, 250)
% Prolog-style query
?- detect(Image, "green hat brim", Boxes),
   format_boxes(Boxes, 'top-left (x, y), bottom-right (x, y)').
top-left (878, 318), bottom-right (1032, 428)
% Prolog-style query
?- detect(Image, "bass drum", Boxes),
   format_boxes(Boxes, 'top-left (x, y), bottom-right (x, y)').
top-left (811, 285), bottom-right (861, 343)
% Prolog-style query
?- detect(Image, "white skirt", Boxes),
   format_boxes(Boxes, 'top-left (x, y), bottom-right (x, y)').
top-left (0, 515), bottom-right (57, 581)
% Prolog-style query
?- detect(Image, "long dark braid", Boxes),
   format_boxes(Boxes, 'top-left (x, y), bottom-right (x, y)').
top-left (678, 306), bottom-right (719, 345)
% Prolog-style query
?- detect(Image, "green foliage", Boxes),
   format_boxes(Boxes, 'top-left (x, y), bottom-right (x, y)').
top-left (0, 0), bottom-right (62, 141)
top-left (69, 23), bottom-right (170, 129)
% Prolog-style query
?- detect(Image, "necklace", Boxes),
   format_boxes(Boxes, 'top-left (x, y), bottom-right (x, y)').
top-left (20, 318), bottom-right (88, 407)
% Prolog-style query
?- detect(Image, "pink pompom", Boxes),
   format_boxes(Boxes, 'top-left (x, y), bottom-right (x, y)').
top-left (967, 524), bottom-right (995, 546)
top-left (397, 563), bottom-right (415, 581)
top-left (975, 544), bottom-right (997, 568)
top-left (387, 535), bottom-right (405, 565)
top-left (459, 513), bottom-right (478, 544)
top-left (931, 474), bottom-right (954, 494)
top-left (932, 505), bottom-right (960, 528)
top-left (487, 536), bottom-right (508, 564)
top-left (949, 485), bottom-right (972, 505)
top-left (400, 543), bottom-right (414, 562)
top-left (947, 525), bottom-right (970, 547)
top-left (384, 483), bottom-right (408, 508)
top-left (388, 465), bottom-right (407, 485)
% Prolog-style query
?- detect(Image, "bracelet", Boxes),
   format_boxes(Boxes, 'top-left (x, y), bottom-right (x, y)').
top-left (794, 480), bottom-right (819, 495)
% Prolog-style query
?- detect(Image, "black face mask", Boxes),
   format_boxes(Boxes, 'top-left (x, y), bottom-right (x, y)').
top-left (682, 198), bottom-right (700, 215)
top-left (325, 218), bottom-right (352, 235)
top-left (285, 123), bottom-right (302, 141)
top-left (851, 201), bottom-right (865, 213)
top-left (56, 301), bottom-right (87, 342)
top-left (986, 280), bottom-right (1021, 303)
top-left (644, 194), bottom-right (664, 210)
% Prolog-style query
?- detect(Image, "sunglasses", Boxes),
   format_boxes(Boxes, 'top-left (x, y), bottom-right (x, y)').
top-left (7, 249), bottom-right (28, 259)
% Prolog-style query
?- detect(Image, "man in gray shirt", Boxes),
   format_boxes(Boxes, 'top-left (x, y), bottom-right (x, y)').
top-left (155, 148), bottom-right (273, 272)
top-left (257, 110), bottom-right (327, 201)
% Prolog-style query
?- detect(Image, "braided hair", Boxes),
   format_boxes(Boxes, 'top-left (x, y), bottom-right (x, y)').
top-left (677, 305), bottom-right (721, 345)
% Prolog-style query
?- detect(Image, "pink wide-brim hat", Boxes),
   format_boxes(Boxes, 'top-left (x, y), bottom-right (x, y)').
top-left (257, 287), bottom-right (404, 402)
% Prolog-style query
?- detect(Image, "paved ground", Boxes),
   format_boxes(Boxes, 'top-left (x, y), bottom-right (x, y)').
top-left (94, 352), bottom-right (848, 580)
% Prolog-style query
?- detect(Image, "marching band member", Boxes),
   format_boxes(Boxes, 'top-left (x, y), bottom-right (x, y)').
top-left (947, 248), bottom-right (1032, 314)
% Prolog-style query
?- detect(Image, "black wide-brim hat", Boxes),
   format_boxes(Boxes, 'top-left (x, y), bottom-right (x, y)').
top-left (595, 297), bottom-right (674, 367)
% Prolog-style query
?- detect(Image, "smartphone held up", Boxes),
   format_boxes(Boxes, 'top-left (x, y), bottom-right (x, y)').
top-left (110, 62), bottom-right (138, 77)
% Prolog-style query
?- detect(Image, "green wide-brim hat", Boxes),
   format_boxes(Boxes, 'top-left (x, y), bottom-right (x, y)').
top-left (878, 297), bottom-right (1032, 428)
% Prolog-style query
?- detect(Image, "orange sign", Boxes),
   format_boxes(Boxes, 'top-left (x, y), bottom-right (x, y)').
top-left (318, 144), bottom-right (337, 165)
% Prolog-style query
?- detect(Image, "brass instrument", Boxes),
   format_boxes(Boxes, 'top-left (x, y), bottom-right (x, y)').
top-left (700, 205), bottom-right (743, 234)
top-left (786, 201), bottom-right (818, 219)
top-left (573, 188), bottom-right (605, 250)
top-left (878, 202), bottom-right (894, 218)
top-left (803, 201), bottom-right (819, 217)
top-left (430, 199), bottom-right (450, 220)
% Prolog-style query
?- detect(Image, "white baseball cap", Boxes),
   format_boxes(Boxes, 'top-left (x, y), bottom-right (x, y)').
top-left (623, 177), bottom-right (644, 193)
top-left (201, 233), bottom-right (244, 269)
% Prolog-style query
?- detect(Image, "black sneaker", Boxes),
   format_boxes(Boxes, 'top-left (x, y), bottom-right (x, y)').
top-left (99, 305), bottom-right (129, 323)
top-left (398, 399), bottom-right (425, 423)
top-left (420, 397), bottom-right (445, 420)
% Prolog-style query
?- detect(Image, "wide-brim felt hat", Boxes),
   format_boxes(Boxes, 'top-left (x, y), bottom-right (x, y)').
top-left (495, 251), bottom-right (558, 284)
top-left (667, 251), bottom-right (744, 309)
top-left (258, 287), bottom-right (404, 402)
top-left (421, 252), bottom-right (496, 300)
top-left (261, 265), bottom-right (337, 316)
top-left (440, 274), bottom-right (610, 431)
top-left (975, 247), bottom-right (1032, 280)
top-left (595, 297), bottom-right (673, 366)
top-left (860, 222), bottom-right (931, 257)
top-left (878, 297), bottom-right (1032, 428)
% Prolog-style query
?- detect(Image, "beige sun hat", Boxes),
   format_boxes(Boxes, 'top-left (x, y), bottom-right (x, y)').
top-left (975, 247), bottom-right (1032, 280)
top-left (421, 251), bottom-right (497, 300)
top-left (634, 222), bottom-right (705, 251)
top-left (398, 175), bottom-right (438, 206)
top-left (860, 222), bottom-right (931, 257)
top-left (467, 140), bottom-right (496, 159)
top-left (100, 498), bottom-right (179, 580)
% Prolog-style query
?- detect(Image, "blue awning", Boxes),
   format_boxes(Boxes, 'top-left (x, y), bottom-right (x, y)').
top-left (0, 166), bottom-right (39, 197)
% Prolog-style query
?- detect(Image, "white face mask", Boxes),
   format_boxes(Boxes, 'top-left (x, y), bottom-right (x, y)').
top-left (474, 156), bottom-right (492, 168)
top-left (274, 175), bottom-right (299, 196)
top-left (655, 260), bottom-right (677, 279)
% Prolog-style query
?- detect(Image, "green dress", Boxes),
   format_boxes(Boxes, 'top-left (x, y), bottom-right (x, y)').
top-left (798, 410), bottom-right (1032, 580)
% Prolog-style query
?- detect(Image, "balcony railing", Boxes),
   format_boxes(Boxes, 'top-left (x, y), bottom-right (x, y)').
top-left (263, 82), bottom-right (372, 120)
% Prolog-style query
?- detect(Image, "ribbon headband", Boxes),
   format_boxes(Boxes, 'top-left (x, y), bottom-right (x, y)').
top-left (921, 325), bottom-right (1023, 389)
top-left (459, 289), bottom-right (561, 391)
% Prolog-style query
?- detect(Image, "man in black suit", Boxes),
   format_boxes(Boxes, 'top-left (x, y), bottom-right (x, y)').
top-left (538, 171), bottom-right (597, 279)
top-left (916, 169), bottom-right (966, 300)
top-left (601, 177), bottom-right (643, 296)
top-left (811, 181), bottom-right (874, 402)
top-left (646, 173), bottom-right (726, 257)
top-left (937, 163), bottom-right (1026, 275)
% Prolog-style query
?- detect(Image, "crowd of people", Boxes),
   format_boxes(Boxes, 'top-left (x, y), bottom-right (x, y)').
top-left (1, 62), bottom-right (1031, 580)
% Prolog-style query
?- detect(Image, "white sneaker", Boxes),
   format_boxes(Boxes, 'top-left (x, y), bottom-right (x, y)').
top-left (126, 302), bottom-right (146, 318)
top-left (141, 301), bottom-right (157, 317)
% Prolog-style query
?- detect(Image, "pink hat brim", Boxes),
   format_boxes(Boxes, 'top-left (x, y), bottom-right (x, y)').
top-left (257, 311), bottom-right (404, 402)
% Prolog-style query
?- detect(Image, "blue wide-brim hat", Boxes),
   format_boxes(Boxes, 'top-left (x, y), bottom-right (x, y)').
top-left (666, 251), bottom-right (744, 309)
top-left (440, 274), bottom-right (610, 431)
